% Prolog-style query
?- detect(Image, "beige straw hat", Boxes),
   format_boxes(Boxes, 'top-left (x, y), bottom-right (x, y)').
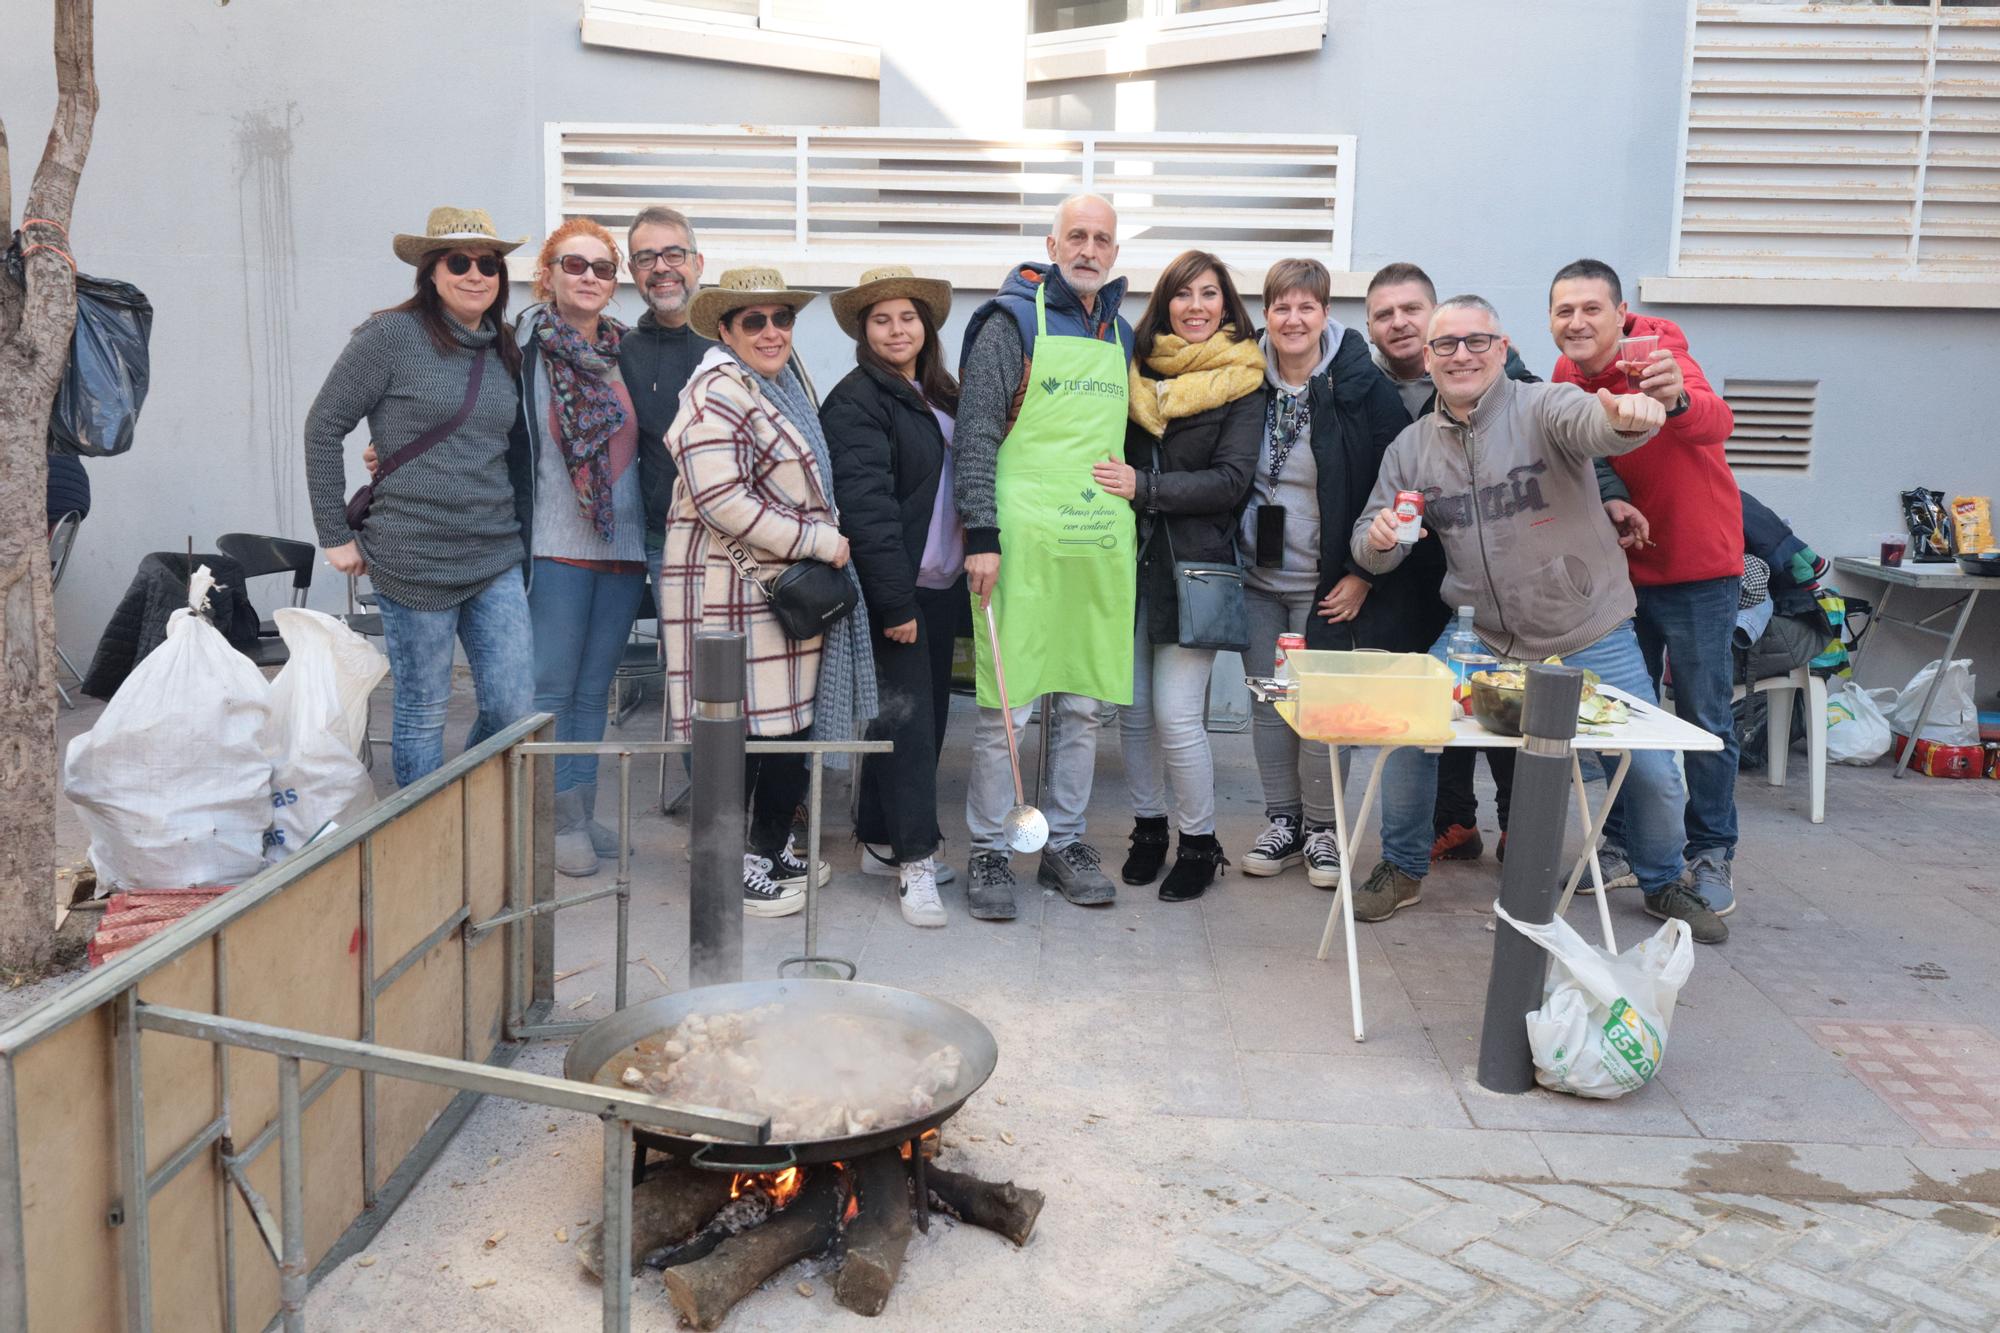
top-left (391, 206), bottom-right (528, 266)
top-left (688, 266), bottom-right (818, 340)
top-left (830, 265), bottom-right (954, 341)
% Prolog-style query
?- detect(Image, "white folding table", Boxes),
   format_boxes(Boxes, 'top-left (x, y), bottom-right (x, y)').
top-left (1285, 685), bottom-right (1723, 1042)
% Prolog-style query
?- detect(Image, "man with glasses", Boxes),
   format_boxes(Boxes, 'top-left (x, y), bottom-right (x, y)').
top-left (1345, 297), bottom-right (1727, 945)
top-left (619, 206), bottom-right (714, 586)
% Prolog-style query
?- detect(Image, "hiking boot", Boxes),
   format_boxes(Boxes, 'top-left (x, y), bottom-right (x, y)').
top-left (772, 836), bottom-right (830, 890)
top-left (861, 842), bottom-right (954, 885)
top-left (743, 854), bottom-right (805, 918)
top-left (1575, 845), bottom-right (1639, 896)
top-left (966, 850), bottom-right (1018, 922)
top-left (897, 857), bottom-right (947, 928)
top-left (1352, 860), bottom-right (1423, 923)
top-left (1242, 815), bottom-right (1304, 876)
top-left (1688, 851), bottom-right (1737, 917)
top-left (554, 789), bottom-right (599, 879)
top-left (576, 782), bottom-right (629, 860)
top-left (1159, 833), bottom-right (1228, 903)
top-left (1304, 825), bottom-right (1341, 890)
top-left (1645, 882), bottom-right (1727, 945)
top-left (1122, 816), bottom-right (1171, 885)
top-left (1431, 823), bottom-right (1484, 862)
top-left (1038, 841), bottom-right (1116, 907)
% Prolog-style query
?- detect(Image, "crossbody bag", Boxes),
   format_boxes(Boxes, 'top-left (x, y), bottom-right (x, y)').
top-left (720, 533), bottom-right (857, 641)
top-left (1151, 442), bottom-right (1248, 652)
top-left (343, 347), bottom-right (489, 531)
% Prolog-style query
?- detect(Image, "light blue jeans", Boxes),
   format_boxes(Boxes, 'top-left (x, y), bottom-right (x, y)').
top-left (374, 568), bottom-right (535, 787)
top-left (529, 558), bottom-right (647, 794)
top-left (1376, 620), bottom-right (1689, 893)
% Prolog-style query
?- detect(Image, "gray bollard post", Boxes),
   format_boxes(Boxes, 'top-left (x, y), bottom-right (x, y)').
top-left (689, 630), bottom-right (746, 987)
top-left (1476, 663), bottom-right (1585, 1094)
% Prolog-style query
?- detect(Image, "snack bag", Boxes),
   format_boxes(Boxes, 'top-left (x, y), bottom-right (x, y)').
top-left (1901, 488), bottom-right (1956, 562)
top-left (1951, 496), bottom-right (1994, 556)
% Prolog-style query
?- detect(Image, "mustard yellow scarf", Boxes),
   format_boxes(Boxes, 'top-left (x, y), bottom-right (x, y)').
top-left (1128, 326), bottom-right (1267, 439)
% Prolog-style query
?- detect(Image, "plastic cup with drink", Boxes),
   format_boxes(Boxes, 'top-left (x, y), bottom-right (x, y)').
top-left (1616, 334), bottom-right (1661, 392)
top-left (1881, 532), bottom-right (1908, 568)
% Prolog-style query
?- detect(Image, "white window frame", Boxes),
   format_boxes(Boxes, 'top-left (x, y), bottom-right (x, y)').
top-left (1641, 0), bottom-right (2000, 309)
top-left (580, 0), bottom-right (879, 81)
top-left (1026, 0), bottom-right (1327, 82)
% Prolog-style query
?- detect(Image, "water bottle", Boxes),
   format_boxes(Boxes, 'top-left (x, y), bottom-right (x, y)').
top-left (1445, 606), bottom-right (1497, 687)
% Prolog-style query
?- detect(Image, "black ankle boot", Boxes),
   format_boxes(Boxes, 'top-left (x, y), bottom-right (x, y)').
top-left (1122, 816), bottom-right (1171, 884)
top-left (1159, 833), bottom-right (1227, 902)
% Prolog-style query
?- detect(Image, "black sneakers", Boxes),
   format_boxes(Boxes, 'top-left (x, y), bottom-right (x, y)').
top-left (1242, 815), bottom-right (1304, 876)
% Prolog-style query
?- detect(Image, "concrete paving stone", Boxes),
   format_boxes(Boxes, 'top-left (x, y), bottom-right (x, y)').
top-left (1573, 1295), bottom-right (1666, 1333)
top-left (1795, 1197), bottom-right (1919, 1234)
top-left (1037, 913), bottom-right (1220, 994)
top-left (1179, 1120), bottom-right (1553, 1190)
top-left (1347, 1238), bottom-right (1491, 1301)
top-left (1425, 1028), bottom-right (1703, 1138)
top-left (1783, 1315), bottom-right (1876, 1333)
top-left (1782, 1218), bottom-right (1898, 1274)
top-left (1233, 1051), bottom-right (1474, 1129)
top-left (1453, 1240), bottom-right (1591, 1305)
top-left (1686, 1216), bottom-right (1796, 1271)
top-left (1903, 1146), bottom-right (2000, 1203)
top-left (1692, 1191), bottom-right (1829, 1232)
top-left (1752, 1258), bottom-right (1900, 1324)
top-left (1857, 1263), bottom-right (1992, 1324)
top-left (1419, 1178), bottom-right (1544, 1219)
top-left (1559, 1241), bottom-right (1697, 1312)
top-left (1876, 1223), bottom-right (1994, 1279)
top-left (1303, 1199), bottom-right (1440, 1253)
top-left (1510, 1181), bottom-right (1635, 1225)
top-left (1649, 1252), bottom-right (1791, 1314)
top-left (1343, 1176), bottom-right (1452, 1214)
top-left (1200, 877), bottom-right (1350, 951)
top-left (1533, 1133), bottom-right (1924, 1196)
top-left (1211, 941), bottom-right (1436, 1061)
top-left (1216, 1282), bottom-right (1338, 1333)
top-left (1325, 1289), bottom-right (1442, 1332)
top-left (1442, 1290), bottom-right (1564, 1333)
top-left (1252, 1235), bottom-right (1375, 1294)
top-left (1136, 1280), bottom-right (1249, 1332)
top-left (1199, 1194), bottom-right (1313, 1244)
top-left (1483, 1201), bottom-right (1606, 1260)
top-left (1673, 1303), bottom-right (1763, 1333)
top-left (1393, 1201), bottom-right (1510, 1256)
top-left (1175, 1236), bottom-right (1292, 1295)
top-left (1580, 1206), bottom-right (1699, 1266)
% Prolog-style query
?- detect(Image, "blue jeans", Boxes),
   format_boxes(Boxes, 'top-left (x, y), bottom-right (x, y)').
top-left (1377, 620), bottom-right (1690, 894)
top-left (1600, 576), bottom-right (1741, 860)
top-left (375, 568), bottom-right (535, 787)
top-left (528, 559), bottom-right (647, 794)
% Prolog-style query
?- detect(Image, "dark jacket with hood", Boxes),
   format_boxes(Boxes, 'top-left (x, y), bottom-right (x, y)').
top-left (821, 363), bottom-right (953, 633)
top-left (616, 310), bottom-right (715, 542)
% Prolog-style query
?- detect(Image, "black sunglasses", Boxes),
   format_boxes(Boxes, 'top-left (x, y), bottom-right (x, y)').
top-left (557, 253), bottom-right (619, 281)
top-left (729, 308), bottom-right (797, 334)
top-left (442, 253), bottom-right (501, 277)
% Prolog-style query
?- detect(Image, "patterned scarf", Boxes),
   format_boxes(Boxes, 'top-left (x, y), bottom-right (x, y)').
top-left (1127, 325), bottom-right (1267, 438)
top-left (736, 353), bottom-right (880, 766)
top-left (533, 304), bottom-right (629, 541)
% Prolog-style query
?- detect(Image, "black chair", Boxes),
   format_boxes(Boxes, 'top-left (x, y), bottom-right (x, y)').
top-left (613, 581), bottom-right (664, 726)
top-left (216, 532), bottom-right (315, 669)
top-left (49, 511), bottom-right (84, 709)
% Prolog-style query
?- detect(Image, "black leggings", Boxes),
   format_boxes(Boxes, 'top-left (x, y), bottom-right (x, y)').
top-left (854, 582), bottom-right (962, 862)
top-left (745, 727), bottom-right (811, 859)
top-left (1434, 746), bottom-right (1515, 834)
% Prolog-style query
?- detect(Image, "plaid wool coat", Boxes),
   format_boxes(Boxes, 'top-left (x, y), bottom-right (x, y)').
top-left (661, 346), bottom-right (846, 739)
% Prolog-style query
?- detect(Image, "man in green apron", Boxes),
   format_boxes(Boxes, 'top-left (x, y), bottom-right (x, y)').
top-left (954, 194), bottom-right (1137, 921)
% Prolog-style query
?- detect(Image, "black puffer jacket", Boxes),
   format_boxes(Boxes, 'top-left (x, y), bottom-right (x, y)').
top-left (1278, 327), bottom-right (1445, 654)
top-left (821, 364), bottom-right (951, 631)
top-left (1125, 374), bottom-right (1262, 646)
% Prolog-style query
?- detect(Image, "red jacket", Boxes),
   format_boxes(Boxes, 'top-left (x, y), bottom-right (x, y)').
top-left (1553, 313), bottom-right (1741, 588)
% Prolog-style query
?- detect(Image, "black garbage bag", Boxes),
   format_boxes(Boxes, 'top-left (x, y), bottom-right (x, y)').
top-left (4, 232), bottom-right (153, 457)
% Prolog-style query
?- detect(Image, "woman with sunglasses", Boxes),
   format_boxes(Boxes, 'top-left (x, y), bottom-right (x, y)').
top-left (511, 219), bottom-right (649, 877)
top-left (820, 266), bottom-right (966, 928)
top-left (664, 269), bottom-right (877, 918)
top-left (304, 206), bottom-right (533, 787)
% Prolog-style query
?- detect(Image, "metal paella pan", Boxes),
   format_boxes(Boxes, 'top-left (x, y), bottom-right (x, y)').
top-left (563, 978), bottom-right (998, 1170)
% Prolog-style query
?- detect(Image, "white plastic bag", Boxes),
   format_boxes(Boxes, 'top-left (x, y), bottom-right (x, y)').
top-left (1890, 658), bottom-right (1978, 745)
top-left (1493, 902), bottom-right (1694, 1100)
top-left (63, 569), bottom-right (275, 889)
top-left (264, 608), bottom-right (385, 863)
top-left (1826, 679), bottom-right (1895, 766)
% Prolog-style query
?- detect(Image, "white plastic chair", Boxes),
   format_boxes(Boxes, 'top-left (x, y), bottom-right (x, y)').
top-left (1733, 665), bottom-right (1827, 825)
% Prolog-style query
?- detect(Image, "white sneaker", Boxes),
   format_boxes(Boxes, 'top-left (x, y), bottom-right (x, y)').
top-left (861, 841), bottom-right (955, 885)
top-left (1303, 826), bottom-right (1341, 890)
top-left (743, 854), bottom-right (805, 918)
top-left (898, 857), bottom-right (947, 928)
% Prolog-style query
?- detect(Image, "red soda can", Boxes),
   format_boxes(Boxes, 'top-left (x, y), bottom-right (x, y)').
top-left (1393, 490), bottom-right (1425, 544)
top-left (1276, 632), bottom-right (1305, 675)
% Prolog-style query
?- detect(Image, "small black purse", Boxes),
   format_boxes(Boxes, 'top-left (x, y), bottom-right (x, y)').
top-left (722, 534), bottom-right (857, 641)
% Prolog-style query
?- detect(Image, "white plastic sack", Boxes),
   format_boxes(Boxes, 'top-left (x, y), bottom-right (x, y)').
top-left (1890, 658), bottom-right (1978, 746)
top-left (1493, 902), bottom-right (1694, 1100)
top-left (1826, 679), bottom-right (1895, 766)
top-left (63, 569), bottom-right (274, 889)
top-left (264, 608), bottom-right (385, 863)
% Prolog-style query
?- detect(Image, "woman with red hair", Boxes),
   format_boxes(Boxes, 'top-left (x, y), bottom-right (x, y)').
top-left (512, 218), bottom-right (648, 876)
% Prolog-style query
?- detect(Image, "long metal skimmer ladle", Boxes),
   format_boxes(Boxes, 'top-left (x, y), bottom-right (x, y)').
top-left (982, 600), bottom-right (1050, 854)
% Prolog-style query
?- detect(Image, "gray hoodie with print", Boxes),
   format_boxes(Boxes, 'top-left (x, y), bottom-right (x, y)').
top-left (1349, 375), bottom-right (1657, 661)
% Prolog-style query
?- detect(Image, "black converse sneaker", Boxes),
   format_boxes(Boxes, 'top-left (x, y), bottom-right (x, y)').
top-left (1242, 815), bottom-right (1305, 876)
top-left (1303, 825), bottom-right (1341, 889)
top-left (772, 835), bottom-right (830, 889)
top-left (743, 854), bottom-right (805, 918)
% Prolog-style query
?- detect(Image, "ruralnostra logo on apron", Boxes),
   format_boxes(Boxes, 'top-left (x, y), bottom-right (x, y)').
top-left (972, 279), bottom-right (1136, 707)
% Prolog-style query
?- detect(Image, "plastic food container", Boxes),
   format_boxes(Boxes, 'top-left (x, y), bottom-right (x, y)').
top-left (1276, 650), bottom-right (1456, 744)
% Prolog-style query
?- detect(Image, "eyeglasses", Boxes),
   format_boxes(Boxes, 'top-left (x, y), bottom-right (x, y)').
top-left (1426, 333), bottom-right (1502, 356)
top-left (557, 254), bottom-right (618, 281)
top-left (442, 253), bottom-right (501, 277)
top-left (631, 246), bottom-right (692, 271)
top-left (729, 308), bottom-right (796, 334)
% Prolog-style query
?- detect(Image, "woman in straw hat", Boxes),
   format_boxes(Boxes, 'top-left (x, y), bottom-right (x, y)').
top-left (303, 206), bottom-right (534, 787)
top-left (663, 267), bottom-right (878, 919)
top-left (821, 266), bottom-right (967, 928)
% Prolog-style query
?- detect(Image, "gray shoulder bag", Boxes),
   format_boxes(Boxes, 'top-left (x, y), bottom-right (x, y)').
top-left (1151, 442), bottom-right (1248, 652)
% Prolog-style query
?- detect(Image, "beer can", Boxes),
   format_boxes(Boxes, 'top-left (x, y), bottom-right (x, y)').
top-left (1276, 632), bottom-right (1305, 676)
top-left (1393, 490), bottom-right (1425, 545)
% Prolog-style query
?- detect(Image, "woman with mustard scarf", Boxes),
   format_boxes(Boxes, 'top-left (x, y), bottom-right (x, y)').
top-left (1091, 250), bottom-right (1263, 902)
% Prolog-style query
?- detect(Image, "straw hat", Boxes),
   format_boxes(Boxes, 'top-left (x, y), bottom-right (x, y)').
top-left (391, 206), bottom-right (527, 266)
top-left (830, 266), bottom-right (953, 341)
top-left (688, 266), bottom-right (818, 340)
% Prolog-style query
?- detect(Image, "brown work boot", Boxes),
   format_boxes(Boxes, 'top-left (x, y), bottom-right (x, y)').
top-left (1352, 860), bottom-right (1423, 922)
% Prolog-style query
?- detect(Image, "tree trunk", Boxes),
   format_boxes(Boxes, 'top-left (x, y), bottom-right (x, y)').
top-left (0, 0), bottom-right (97, 976)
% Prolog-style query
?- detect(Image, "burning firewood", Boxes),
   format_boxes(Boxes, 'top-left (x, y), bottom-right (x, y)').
top-left (926, 1167), bottom-right (1044, 1247)
top-left (834, 1152), bottom-right (911, 1316)
top-left (662, 1167), bottom-right (846, 1331)
top-left (575, 1163), bottom-right (736, 1280)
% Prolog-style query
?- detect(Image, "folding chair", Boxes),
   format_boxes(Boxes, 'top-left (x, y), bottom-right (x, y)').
top-left (49, 510), bottom-right (85, 708)
top-left (215, 532), bottom-right (315, 669)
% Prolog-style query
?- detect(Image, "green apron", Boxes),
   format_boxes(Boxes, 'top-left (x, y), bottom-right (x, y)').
top-left (971, 280), bottom-right (1136, 708)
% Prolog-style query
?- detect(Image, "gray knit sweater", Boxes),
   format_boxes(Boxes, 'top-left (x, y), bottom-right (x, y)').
top-left (304, 310), bottom-right (525, 611)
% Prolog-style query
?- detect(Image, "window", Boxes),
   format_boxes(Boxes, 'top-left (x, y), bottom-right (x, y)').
top-left (580, 0), bottom-right (878, 80)
top-left (1026, 0), bottom-right (1326, 82)
top-left (1721, 379), bottom-right (1817, 475)
top-left (1642, 0), bottom-right (2000, 307)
